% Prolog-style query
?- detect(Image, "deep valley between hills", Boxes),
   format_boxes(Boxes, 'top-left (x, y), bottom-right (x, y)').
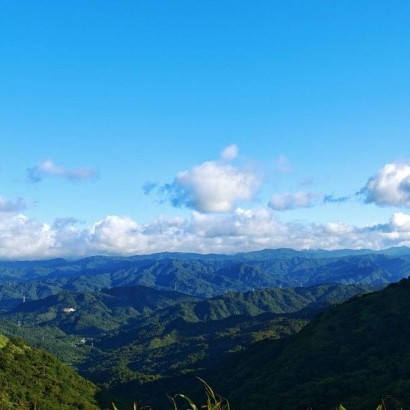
top-left (1, 247), bottom-right (410, 409)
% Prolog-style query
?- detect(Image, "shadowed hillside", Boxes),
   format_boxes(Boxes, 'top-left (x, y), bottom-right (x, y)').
top-left (214, 277), bottom-right (410, 409)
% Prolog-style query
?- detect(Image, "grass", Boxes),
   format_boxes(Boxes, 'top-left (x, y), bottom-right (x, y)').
top-left (112, 378), bottom-right (230, 410)
top-left (169, 378), bottom-right (230, 410)
top-left (111, 380), bottom-right (403, 410)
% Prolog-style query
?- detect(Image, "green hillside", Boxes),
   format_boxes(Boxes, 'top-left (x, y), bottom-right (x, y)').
top-left (4, 285), bottom-right (197, 336)
top-left (0, 280), bottom-right (371, 409)
top-left (80, 284), bottom-right (371, 407)
top-left (0, 267), bottom-right (391, 410)
top-left (214, 277), bottom-right (410, 409)
top-left (0, 334), bottom-right (99, 409)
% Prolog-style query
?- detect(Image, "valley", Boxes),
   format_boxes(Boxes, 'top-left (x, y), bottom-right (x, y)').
top-left (1, 248), bottom-right (410, 408)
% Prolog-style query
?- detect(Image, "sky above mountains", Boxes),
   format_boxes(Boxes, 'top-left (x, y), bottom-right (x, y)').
top-left (1, 1), bottom-right (410, 259)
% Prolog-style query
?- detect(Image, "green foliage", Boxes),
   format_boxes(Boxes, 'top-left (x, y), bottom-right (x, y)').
top-left (0, 250), bottom-right (405, 409)
top-left (0, 334), bottom-right (99, 409)
top-left (80, 283), bottom-right (366, 387)
top-left (214, 278), bottom-right (410, 409)
top-left (0, 280), bottom-right (374, 408)
top-left (171, 378), bottom-right (230, 410)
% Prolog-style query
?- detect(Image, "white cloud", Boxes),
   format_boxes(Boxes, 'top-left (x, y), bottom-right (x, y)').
top-left (28, 159), bottom-right (98, 183)
top-left (153, 146), bottom-right (261, 213)
top-left (173, 161), bottom-right (260, 212)
top-left (390, 212), bottom-right (410, 232)
top-left (1, 208), bottom-right (410, 260)
top-left (361, 163), bottom-right (410, 207)
top-left (220, 144), bottom-right (238, 161)
top-left (268, 191), bottom-right (316, 211)
top-left (88, 215), bottom-right (143, 255)
top-left (0, 214), bottom-right (55, 260)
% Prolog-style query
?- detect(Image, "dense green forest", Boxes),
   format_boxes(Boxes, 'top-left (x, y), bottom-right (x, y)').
top-left (1, 248), bottom-right (410, 409)
top-left (1, 283), bottom-right (371, 397)
top-left (211, 278), bottom-right (410, 409)
top-left (0, 334), bottom-right (99, 409)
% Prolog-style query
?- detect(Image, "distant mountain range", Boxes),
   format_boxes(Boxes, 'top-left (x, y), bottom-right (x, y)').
top-left (1, 247), bottom-right (410, 310)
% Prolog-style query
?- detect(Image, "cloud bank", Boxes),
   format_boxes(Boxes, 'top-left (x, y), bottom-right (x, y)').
top-left (28, 159), bottom-right (98, 183)
top-left (1, 207), bottom-right (410, 260)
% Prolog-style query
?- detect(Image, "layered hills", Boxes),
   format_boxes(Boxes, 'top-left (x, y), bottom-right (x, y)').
top-left (213, 277), bottom-right (410, 409)
top-left (0, 282), bottom-right (373, 408)
top-left (1, 248), bottom-right (410, 311)
top-left (0, 247), bottom-right (410, 409)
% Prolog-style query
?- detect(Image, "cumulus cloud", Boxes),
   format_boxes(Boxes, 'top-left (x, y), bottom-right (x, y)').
top-left (361, 163), bottom-right (410, 207)
top-left (150, 146), bottom-right (261, 213)
top-left (27, 159), bottom-right (98, 183)
top-left (0, 214), bottom-right (56, 260)
top-left (268, 191), bottom-right (316, 211)
top-left (88, 215), bottom-right (142, 255)
top-left (389, 212), bottom-right (410, 232)
top-left (171, 162), bottom-right (260, 212)
top-left (2, 208), bottom-right (410, 260)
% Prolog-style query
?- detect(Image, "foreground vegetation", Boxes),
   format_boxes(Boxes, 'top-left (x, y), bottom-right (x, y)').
top-left (0, 334), bottom-right (99, 409)
top-left (211, 278), bottom-right (410, 409)
top-left (111, 384), bottom-right (403, 410)
top-left (112, 379), bottom-right (230, 410)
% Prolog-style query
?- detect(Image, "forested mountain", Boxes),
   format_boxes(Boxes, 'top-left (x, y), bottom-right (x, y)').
top-left (212, 277), bottom-right (410, 409)
top-left (5, 285), bottom-right (196, 335)
top-left (0, 248), bottom-right (409, 409)
top-left (0, 282), bottom-right (373, 408)
top-left (0, 334), bottom-right (99, 409)
top-left (0, 248), bottom-right (409, 309)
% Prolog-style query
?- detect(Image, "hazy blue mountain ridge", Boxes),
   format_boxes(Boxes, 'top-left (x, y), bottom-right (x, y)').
top-left (0, 248), bottom-right (409, 311)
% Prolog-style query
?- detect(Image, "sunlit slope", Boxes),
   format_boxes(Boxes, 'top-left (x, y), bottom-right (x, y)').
top-left (0, 334), bottom-right (99, 409)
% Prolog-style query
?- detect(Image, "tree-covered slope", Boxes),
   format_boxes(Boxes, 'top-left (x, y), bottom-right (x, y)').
top-left (215, 277), bottom-right (410, 409)
top-left (2, 285), bottom-right (197, 336)
top-left (0, 334), bottom-right (99, 409)
top-left (80, 284), bottom-right (372, 408)
top-left (0, 280), bottom-right (378, 409)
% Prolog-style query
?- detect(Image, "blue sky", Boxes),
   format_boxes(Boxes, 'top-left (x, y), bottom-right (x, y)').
top-left (1, 1), bottom-right (410, 259)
